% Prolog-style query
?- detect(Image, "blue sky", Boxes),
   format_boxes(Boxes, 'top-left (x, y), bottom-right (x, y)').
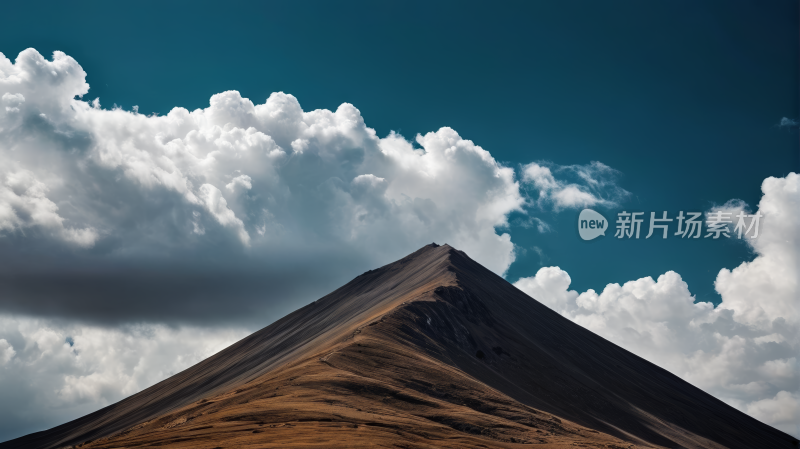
top-left (0, 0), bottom-right (798, 441)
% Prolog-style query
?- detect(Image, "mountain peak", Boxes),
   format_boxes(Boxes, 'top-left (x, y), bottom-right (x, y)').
top-left (5, 245), bottom-right (796, 449)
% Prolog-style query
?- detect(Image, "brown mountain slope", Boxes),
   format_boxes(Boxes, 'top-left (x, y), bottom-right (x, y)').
top-left (2, 244), bottom-right (796, 449)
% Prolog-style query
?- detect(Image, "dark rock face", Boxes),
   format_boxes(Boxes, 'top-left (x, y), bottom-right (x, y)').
top-left (2, 244), bottom-right (796, 449)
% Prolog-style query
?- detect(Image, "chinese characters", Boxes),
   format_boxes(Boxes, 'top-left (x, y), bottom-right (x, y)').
top-left (613, 211), bottom-right (762, 239)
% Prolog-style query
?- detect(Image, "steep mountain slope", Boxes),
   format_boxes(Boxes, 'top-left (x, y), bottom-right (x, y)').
top-left (2, 244), bottom-right (796, 449)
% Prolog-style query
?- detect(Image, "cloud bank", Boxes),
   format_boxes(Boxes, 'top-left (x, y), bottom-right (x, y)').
top-left (0, 48), bottom-right (543, 440)
top-left (516, 172), bottom-right (800, 436)
top-left (0, 49), bottom-right (525, 324)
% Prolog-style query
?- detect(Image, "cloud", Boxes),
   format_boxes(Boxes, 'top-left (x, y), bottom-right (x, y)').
top-left (521, 161), bottom-right (629, 210)
top-left (0, 339), bottom-right (14, 364)
top-left (777, 117), bottom-right (798, 129)
top-left (714, 173), bottom-right (799, 328)
top-left (704, 198), bottom-right (758, 239)
top-left (0, 170), bottom-right (98, 247)
top-left (0, 48), bottom-right (525, 324)
top-left (513, 216), bottom-right (551, 233)
top-left (0, 314), bottom-right (247, 440)
top-left (530, 246), bottom-right (548, 265)
top-left (515, 172), bottom-right (800, 436)
top-left (746, 391), bottom-right (800, 430)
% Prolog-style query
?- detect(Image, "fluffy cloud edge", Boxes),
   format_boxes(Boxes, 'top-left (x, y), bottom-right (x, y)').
top-left (521, 161), bottom-right (630, 210)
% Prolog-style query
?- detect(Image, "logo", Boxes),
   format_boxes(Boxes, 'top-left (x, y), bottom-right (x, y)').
top-left (579, 209), bottom-right (607, 240)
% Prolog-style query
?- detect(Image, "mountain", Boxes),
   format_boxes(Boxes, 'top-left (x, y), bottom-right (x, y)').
top-left (2, 244), bottom-right (796, 449)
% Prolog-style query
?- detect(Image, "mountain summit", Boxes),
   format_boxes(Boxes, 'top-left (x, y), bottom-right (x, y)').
top-left (3, 244), bottom-right (796, 448)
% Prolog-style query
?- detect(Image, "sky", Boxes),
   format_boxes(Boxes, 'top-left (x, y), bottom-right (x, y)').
top-left (0, 0), bottom-right (798, 442)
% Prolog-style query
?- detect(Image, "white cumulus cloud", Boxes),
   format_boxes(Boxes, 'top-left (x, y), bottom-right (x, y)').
top-left (0, 49), bottom-right (526, 273)
top-left (0, 49), bottom-right (528, 326)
